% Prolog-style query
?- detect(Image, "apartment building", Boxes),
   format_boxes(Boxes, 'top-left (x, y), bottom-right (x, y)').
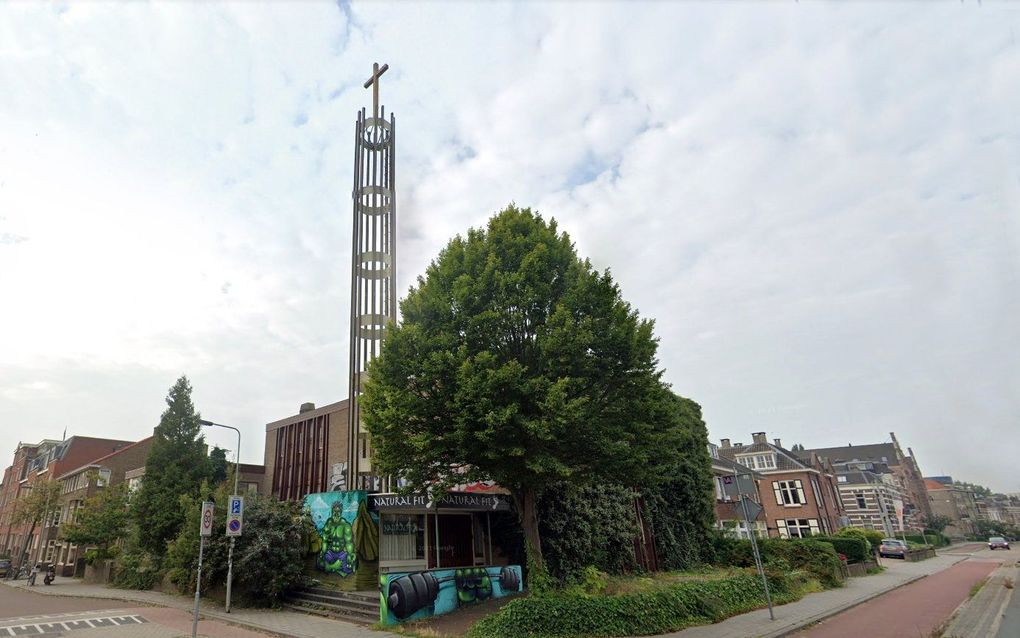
top-left (832, 461), bottom-right (904, 536)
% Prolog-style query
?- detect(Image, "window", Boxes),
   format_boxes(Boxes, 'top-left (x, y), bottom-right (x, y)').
top-left (777, 518), bottom-right (820, 538)
top-left (837, 476), bottom-right (847, 483)
top-left (855, 492), bottom-right (867, 509)
top-left (97, 469), bottom-right (111, 487)
top-left (772, 480), bottom-right (806, 506)
top-left (381, 514), bottom-right (426, 562)
top-left (738, 454), bottom-right (776, 471)
top-left (811, 477), bottom-right (822, 507)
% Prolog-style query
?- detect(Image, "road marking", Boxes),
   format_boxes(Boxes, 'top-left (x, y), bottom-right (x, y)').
top-left (0, 614), bottom-right (147, 635)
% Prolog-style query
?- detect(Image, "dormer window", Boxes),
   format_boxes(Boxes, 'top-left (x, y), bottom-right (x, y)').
top-left (736, 453), bottom-right (776, 471)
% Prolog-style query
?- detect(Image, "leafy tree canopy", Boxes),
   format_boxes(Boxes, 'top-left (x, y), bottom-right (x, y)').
top-left (12, 479), bottom-right (62, 526)
top-left (953, 481), bottom-right (993, 497)
top-left (363, 205), bottom-right (694, 569)
top-left (133, 375), bottom-right (210, 555)
top-left (61, 480), bottom-right (130, 556)
top-left (209, 446), bottom-right (229, 486)
top-left (922, 514), bottom-right (953, 533)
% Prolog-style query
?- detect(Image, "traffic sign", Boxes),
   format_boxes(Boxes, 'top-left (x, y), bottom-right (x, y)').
top-left (200, 501), bottom-right (215, 537)
top-left (226, 495), bottom-right (244, 537)
top-left (738, 496), bottom-right (763, 521)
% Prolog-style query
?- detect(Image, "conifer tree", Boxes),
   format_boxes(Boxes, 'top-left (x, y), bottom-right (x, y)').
top-left (133, 376), bottom-right (209, 555)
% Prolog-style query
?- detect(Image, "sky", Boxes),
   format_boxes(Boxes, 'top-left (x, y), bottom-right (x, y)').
top-left (1, 2), bottom-right (1018, 492)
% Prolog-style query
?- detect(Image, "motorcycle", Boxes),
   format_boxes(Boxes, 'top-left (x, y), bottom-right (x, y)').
top-left (43, 565), bottom-right (55, 586)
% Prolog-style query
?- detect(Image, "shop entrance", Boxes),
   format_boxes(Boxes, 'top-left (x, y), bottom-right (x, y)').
top-left (427, 513), bottom-right (474, 568)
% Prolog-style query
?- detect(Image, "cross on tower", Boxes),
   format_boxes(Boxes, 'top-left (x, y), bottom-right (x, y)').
top-left (363, 62), bottom-right (389, 120)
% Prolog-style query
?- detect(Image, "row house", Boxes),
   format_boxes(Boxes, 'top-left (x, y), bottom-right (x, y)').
top-left (50, 437), bottom-right (153, 575)
top-left (831, 461), bottom-right (904, 536)
top-left (718, 433), bottom-right (845, 538)
top-left (708, 443), bottom-right (766, 539)
top-left (799, 433), bottom-right (931, 530)
top-left (0, 436), bottom-right (133, 569)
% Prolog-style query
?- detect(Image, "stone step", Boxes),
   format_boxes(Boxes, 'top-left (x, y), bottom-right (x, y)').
top-left (301, 586), bottom-right (379, 604)
top-left (288, 590), bottom-right (379, 611)
top-left (283, 601), bottom-right (379, 625)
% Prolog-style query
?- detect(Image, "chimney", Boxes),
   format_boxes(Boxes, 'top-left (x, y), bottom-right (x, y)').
top-left (773, 438), bottom-right (782, 448)
top-left (720, 438), bottom-right (731, 449)
top-left (752, 432), bottom-right (767, 444)
top-left (299, 402), bottom-right (316, 414)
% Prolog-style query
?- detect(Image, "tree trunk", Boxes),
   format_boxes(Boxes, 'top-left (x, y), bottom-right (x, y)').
top-left (16, 520), bottom-right (37, 571)
top-left (519, 487), bottom-right (544, 574)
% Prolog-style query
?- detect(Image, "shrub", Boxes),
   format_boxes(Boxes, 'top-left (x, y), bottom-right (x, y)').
top-left (468, 572), bottom-right (797, 638)
top-left (713, 537), bottom-right (845, 589)
top-left (112, 549), bottom-right (160, 590)
top-left (905, 533), bottom-right (948, 547)
top-left (813, 536), bottom-right (870, 564)
top-left (836, 527), bottom-right (883, 552)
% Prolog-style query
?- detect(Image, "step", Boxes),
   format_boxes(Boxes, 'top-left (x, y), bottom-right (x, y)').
top-left (283, 601), bottom-right (379, 625)
top-left (301, 586), bottom-right (379, 604)
top-left (288, 591), bottom-right (379, 611)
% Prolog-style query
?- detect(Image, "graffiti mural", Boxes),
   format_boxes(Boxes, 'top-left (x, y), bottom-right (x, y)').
top-left (379, 565), bottom-right (523, 625)
top-left (303, 491), bottom-right (380, 590)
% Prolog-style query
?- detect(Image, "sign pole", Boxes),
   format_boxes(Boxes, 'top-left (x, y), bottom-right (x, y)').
top-left (734, 467), bottom-right (774, 621)
top-left (192, 534), bottom-right (205, 638)
top-left (193, 500), bottom-right (214, 638)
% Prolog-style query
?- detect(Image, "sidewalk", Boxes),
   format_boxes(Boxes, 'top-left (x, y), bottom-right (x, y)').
top-left (1, 577), bottom-right (397, 638)
top-left (940, 558), bottom-right (1018, 638)
top-left (653, 551), bottom-right (971, 638)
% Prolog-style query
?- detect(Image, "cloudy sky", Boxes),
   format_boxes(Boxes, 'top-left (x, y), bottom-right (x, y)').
top-left (1, 2), bottom-right (1018, 491)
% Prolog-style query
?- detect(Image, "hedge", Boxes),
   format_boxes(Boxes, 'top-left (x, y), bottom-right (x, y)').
top-left (813, 536), bottom-right (870, 564)
top-left (712, 536), bottom-right (845, 588)
top-left (904, 533), bottom-right (948, 548)
top-left (468, 572), bottom-right (798, 638)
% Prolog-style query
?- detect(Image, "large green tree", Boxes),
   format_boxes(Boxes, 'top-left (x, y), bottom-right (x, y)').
top-left (362, 205), bottom-right (693, 570)
top-left (61, 480), bottom-right (130, 559)
top-left (133, 376), bottom-right (210, 555)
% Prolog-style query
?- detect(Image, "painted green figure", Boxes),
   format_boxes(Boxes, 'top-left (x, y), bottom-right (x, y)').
top-left (318, 502), bottom-right (356, 576)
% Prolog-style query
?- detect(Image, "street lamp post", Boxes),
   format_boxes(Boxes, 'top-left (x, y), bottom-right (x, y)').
top-left (199, 419), bottom-right (240, 614)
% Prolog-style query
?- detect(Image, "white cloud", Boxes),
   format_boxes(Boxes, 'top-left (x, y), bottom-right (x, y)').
top-left (0, 2), bottom-right (1017, 489)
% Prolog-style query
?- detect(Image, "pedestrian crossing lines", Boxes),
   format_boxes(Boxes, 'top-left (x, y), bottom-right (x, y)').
top-left (0, 614), bottom-right (147, 636)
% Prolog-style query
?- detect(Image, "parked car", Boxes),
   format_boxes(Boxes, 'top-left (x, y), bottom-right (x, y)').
top-left (988, 536), bottom-right (1010, 550)
top-left (879, 538), bottom-right (908, 558)
top-left (0, 558), bottom-right (10, 578)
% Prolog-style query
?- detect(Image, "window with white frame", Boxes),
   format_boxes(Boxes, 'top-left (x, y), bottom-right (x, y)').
top-left (811, 477), bottom-right (822, 507)
top-left (776, 518), bottom-right (820, 538)
top-left (772, 480), bottom-right (806, 506)
top-left (737, 454), bottom-right (776, 471)
top-left (855, 492), bottom-right (867, 509)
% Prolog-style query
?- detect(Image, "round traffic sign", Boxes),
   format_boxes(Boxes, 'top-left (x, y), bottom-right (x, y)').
top-left (228, 519), bottom-right (241, 532)
top-left (203, 509), bottom-right (213, 528)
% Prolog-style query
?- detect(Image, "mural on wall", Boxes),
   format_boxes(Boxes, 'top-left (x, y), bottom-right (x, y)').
top-left (303, 491), bottom-right (380, 590)
top-left (379, 565), bottom-right (523, 625)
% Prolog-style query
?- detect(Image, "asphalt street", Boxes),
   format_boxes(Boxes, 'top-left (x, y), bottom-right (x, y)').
top-left (0, 582), bottom-right (271, 638)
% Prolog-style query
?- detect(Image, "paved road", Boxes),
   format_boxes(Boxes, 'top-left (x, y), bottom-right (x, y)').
top-left (995, 566), bottom-right (1020, 638)
top-left (0, 582), bottom-right (124, 617)
top-left (0, 584), bottom-right (271, 637)
top-left (796, 548), bottom-right (1005, 638)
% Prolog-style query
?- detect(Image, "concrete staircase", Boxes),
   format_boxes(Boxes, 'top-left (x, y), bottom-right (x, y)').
top-left (284, 586), bottom-right (381, 625)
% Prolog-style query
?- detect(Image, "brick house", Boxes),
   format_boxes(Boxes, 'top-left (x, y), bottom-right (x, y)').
top-left (51, 437), bottom-right (153, 575)
top-left (0, 437), bottom-right (133, 569)
top-left (718, 433), bottom-right (845, 538)
top-left (708, 443), bottom-right (766, 538)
